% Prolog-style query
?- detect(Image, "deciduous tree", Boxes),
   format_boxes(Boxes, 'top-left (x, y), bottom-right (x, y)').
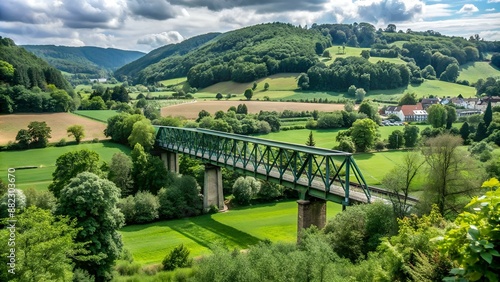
top-left (0, 207), bottom-right (84, 282)
top-left (427, 104), bottom-right (447, 128)
top-left (244, 88), bottom-right (253, 100)
top-left (49, 149), bottom-right (101, 198)
top-left (67, 124), bottom-right (85, 143)
top-left (421, 134), bottom-right (484, 217)
top-left (128, 119), bottom-right (155, 151)
top-left (55, 172), bottom-right (124, 281)
top-left (350, 118), bottom-right (378, 152)
top-left (108, 152), bottom-right (134, 197)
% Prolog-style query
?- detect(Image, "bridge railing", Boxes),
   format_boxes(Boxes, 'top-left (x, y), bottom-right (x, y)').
top-left (155, 126), bottom-right (371, 205)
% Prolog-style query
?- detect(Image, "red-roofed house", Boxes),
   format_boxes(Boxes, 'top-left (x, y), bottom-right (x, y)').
top-left (398, 103), bottom-right (427, 122)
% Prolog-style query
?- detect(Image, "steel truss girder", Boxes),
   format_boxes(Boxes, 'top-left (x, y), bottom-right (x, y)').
top-left (155, 126), bottom-right (371, 205)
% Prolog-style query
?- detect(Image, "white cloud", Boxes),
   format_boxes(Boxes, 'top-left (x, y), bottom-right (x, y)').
top-left (486, 8), bottom-right (496, 12)
top-left (487, 0), bottom-right (500, 3)
top-left (479, 30), bottom-right (500, 41)
top-left (458, 4), bottom-right (479, 14)
top-left (137, 31), bottom-right (184, 48)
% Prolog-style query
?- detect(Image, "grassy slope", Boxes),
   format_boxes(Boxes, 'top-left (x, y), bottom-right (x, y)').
top-left (120, 200), bottom-right (342, 265)
top-left (0, 142), bottom-right (130, 190)
top-left (459, 62), bottom-right (500, 82)
top-left (73, 110), bottom-right (119, 123)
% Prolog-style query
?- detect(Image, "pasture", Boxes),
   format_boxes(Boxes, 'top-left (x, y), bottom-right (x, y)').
top-left (459, 62), bottom-right (500, 83)
top-left (161, 101), bottom-right (346, 119)
top-left (322, 45), bottom-right (406, 65)
top-left (73, 110), bottom-right (119, 123)
top-left (0, 113), bottom-right (107, 145)
top-left (120, 200), bottom-right (342, 265)
top-left (0, 142), bottom-right (130, 190)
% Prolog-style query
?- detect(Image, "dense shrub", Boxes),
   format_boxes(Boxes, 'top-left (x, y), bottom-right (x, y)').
top-left (232, 176), bottom-right (261, 205)
top-left (133, 191), bottom-right (160, 223)
top-left (162, 244), bottom-right (192, 271)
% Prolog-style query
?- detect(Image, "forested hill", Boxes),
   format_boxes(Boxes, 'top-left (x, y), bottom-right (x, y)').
top-left (119, 23), bottom-right (330, 86)
top-left (0, 37), bottom-right (72, 92)
top-left (22, 45), bottom-right (145, 76)
top-left (114, 32), bottom-right (221, 81)
top-left (118, 22), bottom-right (500, 92)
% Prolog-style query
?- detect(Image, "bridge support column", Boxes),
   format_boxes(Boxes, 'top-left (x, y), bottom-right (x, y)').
top-left (161, 151), bottom-right (179, 174)
top-left (297, 198), bottom-right (326, 241)
top-left (203, 164), bottom-right (224, 211)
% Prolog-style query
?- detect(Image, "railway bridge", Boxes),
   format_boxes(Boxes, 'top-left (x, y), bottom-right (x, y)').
top-left (154, 126), bottom-right (372, 235)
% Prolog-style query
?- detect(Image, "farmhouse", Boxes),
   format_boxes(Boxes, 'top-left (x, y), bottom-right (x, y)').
top-left (475, 96), bottom-right (500, 111)
top-left (421, 98), bottom-right (440, 109)
top-left (398, 103), bottom-right (428, 122)
top-left (383, 106), bottom-right (401, 116)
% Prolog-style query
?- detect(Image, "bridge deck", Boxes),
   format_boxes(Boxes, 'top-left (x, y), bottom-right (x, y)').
top-left (158, 142), bottom-right (371, 204)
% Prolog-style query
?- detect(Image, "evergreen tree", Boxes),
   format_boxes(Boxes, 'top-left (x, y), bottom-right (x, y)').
top-left (484, 100), bottom-right (493, 127)
top-left (459, 122), bottom-right (471, 143)
top-left (305, 131), bottom-right (316, 147)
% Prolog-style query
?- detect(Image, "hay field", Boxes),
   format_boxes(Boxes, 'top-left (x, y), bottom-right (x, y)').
top-left (161, 101), bottom-right (346, 119)
top-left (0, 113), bottom-right (107, 145)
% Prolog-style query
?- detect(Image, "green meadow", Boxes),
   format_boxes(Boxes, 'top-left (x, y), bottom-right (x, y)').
top-left (120, 200), bottom-right (342, 265)
top-left (0, 142), bottom-right (130, 190)
top-left (73, 110), bottom-right (119, 123)
top-left (459, 62), bottom-right (500, 83)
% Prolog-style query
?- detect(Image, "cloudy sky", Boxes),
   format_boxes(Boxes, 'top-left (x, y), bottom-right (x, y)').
top-left (0, 0), bottom-right (499, 53)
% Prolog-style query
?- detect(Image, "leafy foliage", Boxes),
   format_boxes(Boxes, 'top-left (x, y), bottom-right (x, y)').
top-left (162, 244), bottom-right (192, 271)
top-left (232, 176), bottom-right (261, 205)
top-left (439, 178), bottom-right (500, 282)
top-left (48, 149), bottom-right (102, 198)
top-left (55, 172), bottom-right (124, 281)
top-left (0, 207), bottom-right (84, 282)
top-left (67, 124), bottom-right (85, 143)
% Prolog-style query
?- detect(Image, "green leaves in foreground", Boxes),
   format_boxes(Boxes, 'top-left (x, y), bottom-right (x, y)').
top-left (439, 178), bottom-right (500, 281)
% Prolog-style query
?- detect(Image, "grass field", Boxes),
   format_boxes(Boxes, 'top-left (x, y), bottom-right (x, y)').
top-left (120, 200), bottom-right (342, 265)
top-left (321, 45), bottom-right (406, 66)
top-left (73, 110), bottom-right (119, 123)
top-left (459, 62), bottom-right (500, 83)
top-left (161, 101), bottom-right (346, 119)
top-left (0, 142), bottom-right (131, 190)
top-left (159, 77), bottom-right (187, 86)
top-left (0, 113), bottom-right (108, 145)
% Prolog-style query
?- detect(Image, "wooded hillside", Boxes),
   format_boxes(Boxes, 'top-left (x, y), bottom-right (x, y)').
top-left (23, 45), bottom-right (145, 77)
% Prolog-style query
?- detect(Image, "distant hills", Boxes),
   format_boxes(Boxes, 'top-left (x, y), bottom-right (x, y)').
top-left (114, 32), bottom-right (221, 81)
top-left (115, 22), bottom-right (500, 90)
top-left (22, 45), bottom-right (145, 77)
top-left (0, 37), bottom-right (72, 92)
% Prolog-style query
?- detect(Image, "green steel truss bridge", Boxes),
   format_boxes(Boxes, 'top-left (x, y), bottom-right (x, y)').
top-left (155, 126), bottom-right (371, 206)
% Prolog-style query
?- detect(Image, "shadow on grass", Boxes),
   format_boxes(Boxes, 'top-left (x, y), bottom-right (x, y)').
top-left (101, 140), bottom-right (132, 154)
top-left (120, 213), bottom-right (262, 249)
top-left (170, 215), bottom-right (262, 249)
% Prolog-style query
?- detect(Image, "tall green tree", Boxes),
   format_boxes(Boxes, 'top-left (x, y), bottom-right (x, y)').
top-left (67, 124), bottom-right (85, 143)
top-left (0, 207), bottom-right (84, 282)
top-left (459, 122), bottom-right (471, 144)
top-left (305, 131), bottom-right (316, 147)
top-left (128, 119), bottom-right (156, 151)
top-left (55, 172), bottom-right (124, 282)
top-left (244, 88), bottom-right (253, 100)
top-left (131, 143), bottom-right (169, 194)
top-left (27, 121), bottom-right (52, 148)
top-left (49, 149), bottom-right (101, 198)
top-left (398, 92), bottom-right (418, 106)
top-left (108, 152), bottom-right (134, 197)
top-left (444, 105), bottom-right (457, 129)
top-left (350, 118), bottom-right (378, 152)
top-left (388, 130), bottom-right (404, 149)
top-left (484, 100), bottom-right (493, 127)
top-left (403, 125), bottom-right (420, 147)
top-left (421, 134), bottom-right (484, 217)
top-left (427, 104), bottom-right (447, 128)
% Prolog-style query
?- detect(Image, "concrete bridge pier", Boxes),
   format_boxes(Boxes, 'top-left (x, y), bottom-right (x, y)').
top-left (203, 164), bottom-right (224, 211)
top-left (161, 151), bottom-right (179, 173)
top-left (297, 198), bottom-right (326, 241)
